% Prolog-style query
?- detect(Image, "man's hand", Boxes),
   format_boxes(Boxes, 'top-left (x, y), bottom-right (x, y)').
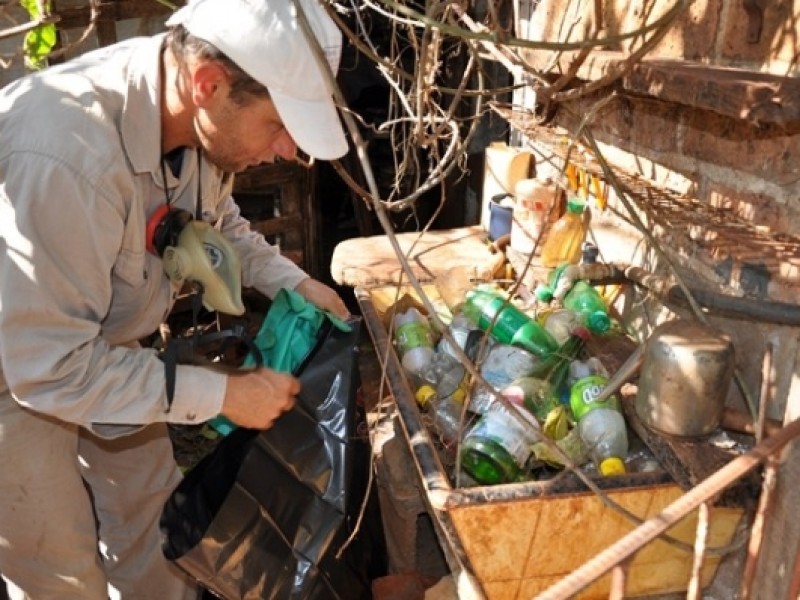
top-left (294, 277), bottom-right (350, 320)
top-left (220, 368), bottom-right (299, 430)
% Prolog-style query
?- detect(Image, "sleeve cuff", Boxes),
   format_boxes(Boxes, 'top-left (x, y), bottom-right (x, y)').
top-left (167, 364), bottom-right (227, 425)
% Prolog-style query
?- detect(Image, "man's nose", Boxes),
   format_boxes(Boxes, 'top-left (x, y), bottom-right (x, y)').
top-left (271, 130), bottom-right (297, 161)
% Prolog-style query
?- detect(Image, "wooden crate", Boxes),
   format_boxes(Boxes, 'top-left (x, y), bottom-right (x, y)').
top-left (357, 283), bottom-right (747, 600)
top-left (233, 163), bottom-right (317, 276)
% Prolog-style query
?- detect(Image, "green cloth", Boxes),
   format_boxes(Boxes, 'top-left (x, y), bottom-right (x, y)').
top-left (209, 288), bottom-right (351, 435)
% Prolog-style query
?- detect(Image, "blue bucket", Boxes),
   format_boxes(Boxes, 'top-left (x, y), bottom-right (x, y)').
top-left (488, 196), bottom-right (513, 241)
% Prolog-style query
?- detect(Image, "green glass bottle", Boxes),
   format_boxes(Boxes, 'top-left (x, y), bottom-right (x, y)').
top-left (460, 400), bottom-right (541, 485)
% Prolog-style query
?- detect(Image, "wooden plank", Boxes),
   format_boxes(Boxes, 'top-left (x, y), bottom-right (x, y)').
top-left (517, 49), bottom-right (800, 125)
top-left (331, 226), bottom-right (505, 287)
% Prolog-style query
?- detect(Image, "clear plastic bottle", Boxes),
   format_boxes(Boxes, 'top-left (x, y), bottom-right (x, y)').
top-left (415, 385), bottom-right (467, 451)
top-left (576, 408), bottom-right (628, 476)
top-left (437, 313), bottom-right (480, 360)
top-left (539, 308), bottom-right (581, 345)
top-left (413, 351), bottom-right (467, 403)
top-left (567, 356), bottom-right (608, 387)
top-left (462, 288), bottom-right (558, 359)
top-left (460, 399), bottom-right (542, 485)
top-left (569, 374), bottom-right (628, 476)
top-left (563, 280), bottom-right (611, 334)
top-left (539, 197), bottom-right (588, 267)
top-left (393, 308), bottom-right (435, 376)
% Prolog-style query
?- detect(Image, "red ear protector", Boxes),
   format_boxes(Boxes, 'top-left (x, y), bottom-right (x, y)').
top-left (146, 204), bottom-right (194, 256)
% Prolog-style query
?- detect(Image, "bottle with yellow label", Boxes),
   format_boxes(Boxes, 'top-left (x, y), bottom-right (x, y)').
top-left (539, 197), bottom-right (588, 267)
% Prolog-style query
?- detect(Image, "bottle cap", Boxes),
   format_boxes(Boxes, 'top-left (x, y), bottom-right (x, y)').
top-left (599, 456), bottom-right (626, 477)
top-left (415, 385), bottom-right (437, 407)
top-left (585, 311), bottom-right (611, 334)
top-left (534, 285), bottom-right (554, 303)
top-left (450, 385), bottom-right (467, 404)
top-left (570, 325), bottom-right (592, 341)
top-left (566, 197), bottom-right (586, 214)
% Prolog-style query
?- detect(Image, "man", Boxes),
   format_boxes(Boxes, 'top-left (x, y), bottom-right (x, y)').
top-left (0, 0), bottom-right (351, 596)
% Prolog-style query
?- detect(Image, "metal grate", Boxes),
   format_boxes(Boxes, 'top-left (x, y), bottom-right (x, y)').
top-left (492, 104), bottom-right (800, 286)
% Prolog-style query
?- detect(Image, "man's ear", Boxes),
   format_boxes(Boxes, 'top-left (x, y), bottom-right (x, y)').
top-left (192, 61), bottom-right (229, 107)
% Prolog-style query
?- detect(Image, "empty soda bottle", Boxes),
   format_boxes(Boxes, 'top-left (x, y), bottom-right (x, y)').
top-left (413, 351), bottom-right (467, 405)
top-left (393, 307), bottom-right (435, 376)
top-left (563, 280), bottom-right (611, 334)
top-left (415, 384), bottom-right (471, 452)
top-left (576, 407), bottom-right (628, 476)
top-left (460, 399), bottom-right (542, 485)
top-left (569, 375), bottom-right (628, 476)
top-left (463, 288), bottom-right (558, 359)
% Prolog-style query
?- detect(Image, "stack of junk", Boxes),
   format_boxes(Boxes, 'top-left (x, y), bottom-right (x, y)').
top-left (352, 178), bottom-right (768, 599)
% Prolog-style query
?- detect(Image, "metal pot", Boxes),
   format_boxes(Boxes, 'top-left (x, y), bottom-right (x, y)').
top-left (598, 319), bottom-right (735, 437)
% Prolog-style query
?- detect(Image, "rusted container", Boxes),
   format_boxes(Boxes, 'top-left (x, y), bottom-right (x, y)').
top-left (357, 284), bottom-right (745, 600)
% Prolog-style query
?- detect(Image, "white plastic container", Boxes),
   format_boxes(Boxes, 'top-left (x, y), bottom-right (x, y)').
top-left (510, 177), bottom-right (558, 254)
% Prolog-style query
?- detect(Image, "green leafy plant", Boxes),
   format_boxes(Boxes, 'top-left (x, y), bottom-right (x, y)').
top-left (20, 0), bottom-right (56, 70)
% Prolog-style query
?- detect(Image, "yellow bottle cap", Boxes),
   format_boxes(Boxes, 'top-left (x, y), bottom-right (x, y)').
top-left (415, 385), bottom-right (437, 407)
top-left (450, 385), bottom-right (466, 404)
top-left (599, 457), bottom-right (626, 477)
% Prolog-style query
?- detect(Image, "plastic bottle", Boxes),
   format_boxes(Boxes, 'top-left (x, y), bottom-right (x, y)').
top-left (437, 313), bottom-right (481, 360)
top-left (562, 280), bottom-right (611, 334)
top-left (499, 376), bottom-right (557, 422)
top-left (415, 385), bottom-right (467, 452)
top-left (539, 197), bottom-right (588, 267)
top-left (576, 409), bottom-right (628, 476)
top-left (530, 326), bottom-right (591, 400)
top-left (569, 375), bottom-right (628, 476)
top-left (567, 356), bottom-right (609, 387)
top-left (539, 308), bottom-right (581, 345)
top-left (460, 398), bottom-right (542, 485)
top-left (413, 351), bottom-right (467, 404)
top-left (393, 308), bottom-right (435, 376)
top-left (469, 343), bottom-right (539, 415)
top-left (510, 177), bottom-right (556, 254)
top-left (462, 288), bottom-right (558, 359)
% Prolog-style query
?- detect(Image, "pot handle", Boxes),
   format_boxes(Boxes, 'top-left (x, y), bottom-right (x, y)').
top-left (595, 343), bottom-right (646, 402)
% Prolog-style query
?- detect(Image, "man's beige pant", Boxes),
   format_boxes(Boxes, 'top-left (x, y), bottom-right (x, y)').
top-left (0, 393), bottom-right (199, 599)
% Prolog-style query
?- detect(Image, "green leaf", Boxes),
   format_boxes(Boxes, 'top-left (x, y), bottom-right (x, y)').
top-left (23, 23), bottom-right (56, 70)
top-left (20, 0), bottom-right (56, 70)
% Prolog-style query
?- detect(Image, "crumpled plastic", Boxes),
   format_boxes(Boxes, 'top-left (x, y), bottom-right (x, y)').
top-left (161, 291), bottom-right (364, 599)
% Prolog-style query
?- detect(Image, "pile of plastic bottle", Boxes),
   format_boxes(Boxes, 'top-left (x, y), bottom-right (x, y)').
top-left (392, 257), bottom-right (658, 487)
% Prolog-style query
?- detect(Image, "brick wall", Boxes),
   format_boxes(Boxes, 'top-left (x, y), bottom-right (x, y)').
top-left (512, 2), bottom-right (800, 598)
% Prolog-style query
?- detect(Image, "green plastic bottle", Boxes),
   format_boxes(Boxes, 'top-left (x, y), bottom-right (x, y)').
top-left (463, 288), bottom-right (558, 359)
top-left (563, 280), bottom-right (611, 334)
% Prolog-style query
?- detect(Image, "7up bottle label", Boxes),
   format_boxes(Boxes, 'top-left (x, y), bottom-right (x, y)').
top-left (569, 375), bottom-right (620, 421)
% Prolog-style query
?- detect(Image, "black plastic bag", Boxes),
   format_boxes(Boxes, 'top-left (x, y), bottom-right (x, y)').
top-left (160, 317), bottom-right (364, 599)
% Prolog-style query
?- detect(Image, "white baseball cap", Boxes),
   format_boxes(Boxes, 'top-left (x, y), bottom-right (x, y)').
top-left (166, 0), bottom-right (349, 160)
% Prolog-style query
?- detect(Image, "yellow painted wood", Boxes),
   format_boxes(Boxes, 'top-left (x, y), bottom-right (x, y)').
top-left (447, 485), bottom-right (743, 599)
